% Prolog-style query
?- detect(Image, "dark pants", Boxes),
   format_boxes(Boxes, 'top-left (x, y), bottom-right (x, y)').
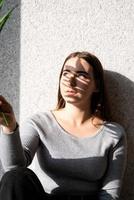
top-left (0, 167), bottom-right (98, 200)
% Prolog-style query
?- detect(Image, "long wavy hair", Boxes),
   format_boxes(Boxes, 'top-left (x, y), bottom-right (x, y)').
top-left (55, 51), bottom-right (110, 121)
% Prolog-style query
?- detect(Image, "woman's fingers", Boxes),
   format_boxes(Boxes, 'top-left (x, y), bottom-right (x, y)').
top-left (0, 96), bottom-right (13, 113)
top-left (0, 112), bottom-right (8, 126)
top-left (0, 111), bottom-right (13, 124)
top-left (0, 96), bottom-right (16, 130)
top-left (0, 95), bottom-right (9, 104)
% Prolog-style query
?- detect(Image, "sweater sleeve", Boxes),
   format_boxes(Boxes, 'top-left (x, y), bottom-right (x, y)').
top-left (0, 118), bottom-right (40, 171)
top-left (99, 127), bottom-right (127, 200)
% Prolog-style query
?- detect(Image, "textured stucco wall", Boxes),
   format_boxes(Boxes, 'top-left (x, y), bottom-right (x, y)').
top-left (1, 0), bottom-right (134, 199)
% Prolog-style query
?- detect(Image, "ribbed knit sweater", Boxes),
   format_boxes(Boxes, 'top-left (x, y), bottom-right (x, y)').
top-left (0, 111), bottom-right (127, 199)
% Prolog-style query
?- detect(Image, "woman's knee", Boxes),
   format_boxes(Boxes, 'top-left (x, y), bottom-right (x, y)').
top-left (0, 167), bottom-right (37, 185)
top-left (0, 167), bottom-right (45, 200)
top-left (0, 167), bottom-right (45, 193)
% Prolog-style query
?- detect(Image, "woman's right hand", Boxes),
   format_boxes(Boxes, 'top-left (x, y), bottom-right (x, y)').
top-left (0, 95), bottom-right (17, 134)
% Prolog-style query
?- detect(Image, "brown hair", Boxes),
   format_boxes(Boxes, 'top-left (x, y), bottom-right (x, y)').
top-left (55, 51), bottom-right (110, 121)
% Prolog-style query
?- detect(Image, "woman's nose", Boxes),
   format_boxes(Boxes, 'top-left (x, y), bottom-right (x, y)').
top-left (69, 74), bottom-right (76, 86)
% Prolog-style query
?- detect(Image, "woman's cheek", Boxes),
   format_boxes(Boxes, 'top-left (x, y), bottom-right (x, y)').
top-left (76, 79), bottom-right (90, 91)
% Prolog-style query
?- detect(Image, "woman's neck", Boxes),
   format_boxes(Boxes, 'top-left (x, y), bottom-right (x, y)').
top-left (60, 103), bottom-right (92, 126)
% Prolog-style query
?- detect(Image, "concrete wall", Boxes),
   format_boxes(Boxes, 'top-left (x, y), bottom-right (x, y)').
top-left (1, 0), bottom-right (134, 199)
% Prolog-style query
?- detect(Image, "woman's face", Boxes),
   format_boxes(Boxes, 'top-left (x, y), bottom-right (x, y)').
top-left (60, 57), bottom-right (97, 107)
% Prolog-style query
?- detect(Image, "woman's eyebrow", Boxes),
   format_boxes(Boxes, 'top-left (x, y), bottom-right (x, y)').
top-left (63, 69), bottom-right (70, 72)
top-left (64, 65), bottom-right (88, 73)
top-left (76, 71), bottom-right (89, 75)
top-left (63, 68), bottom-right (89, 75)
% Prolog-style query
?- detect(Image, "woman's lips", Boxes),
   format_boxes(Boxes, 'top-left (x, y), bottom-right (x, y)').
top-left (65, 90), bottom-right (77, 96)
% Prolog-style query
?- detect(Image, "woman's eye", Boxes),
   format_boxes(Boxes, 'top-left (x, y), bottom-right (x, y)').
top-left (78, 73), bottom-right (87, 79)
top-left (62, 72), bottom-right (69, 76)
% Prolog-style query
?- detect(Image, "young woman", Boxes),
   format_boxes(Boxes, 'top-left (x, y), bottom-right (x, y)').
top-left (0, 51), bottom-right (127, 200)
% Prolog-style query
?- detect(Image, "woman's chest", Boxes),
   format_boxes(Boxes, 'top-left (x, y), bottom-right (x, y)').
top-left (38, 135), bottom-right (110, 181)
top-left (53, 119), bottom-right (103, 140)
top-left (59, 124), bottom-right (102, 138)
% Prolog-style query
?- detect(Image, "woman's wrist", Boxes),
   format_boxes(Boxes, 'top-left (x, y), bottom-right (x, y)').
top-left (12, 122), bottom-right (19, 132)
top-left (2, 122), bottom-right (19, 134)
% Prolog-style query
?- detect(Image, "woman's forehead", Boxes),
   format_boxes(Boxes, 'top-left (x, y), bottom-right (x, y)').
top-left (64, 57), bottom-right (93, 72)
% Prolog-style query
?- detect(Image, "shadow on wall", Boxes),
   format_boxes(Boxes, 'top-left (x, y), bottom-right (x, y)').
top-left (0, 0), bottom-right (21, 179)
top-left (105, 70), bottom-right (134, 200)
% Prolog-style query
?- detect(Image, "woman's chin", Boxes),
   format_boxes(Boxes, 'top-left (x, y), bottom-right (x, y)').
top-left (64, 96), bottom-right (81, 104)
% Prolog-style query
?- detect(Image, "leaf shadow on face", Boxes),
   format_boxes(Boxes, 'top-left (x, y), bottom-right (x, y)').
top-left (104, 70), bottom-right (134, 200)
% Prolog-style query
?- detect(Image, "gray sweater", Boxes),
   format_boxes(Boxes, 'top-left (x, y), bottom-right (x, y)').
top-left (0, 111), bottom-right (127, 199)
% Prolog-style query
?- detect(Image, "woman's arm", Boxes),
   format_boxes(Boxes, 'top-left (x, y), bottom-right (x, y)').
top-left (99, 128), bottom-right (127, 200)
top-left (0, 118), bottom-right (40, 171)
top-left (0, 95), bottom-right (40, 171)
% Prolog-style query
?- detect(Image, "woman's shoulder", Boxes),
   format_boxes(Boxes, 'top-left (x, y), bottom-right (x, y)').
top-left (103, 121), bottom-right (126, 140)
top-left (23, 110), bottom-right (53, 126)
